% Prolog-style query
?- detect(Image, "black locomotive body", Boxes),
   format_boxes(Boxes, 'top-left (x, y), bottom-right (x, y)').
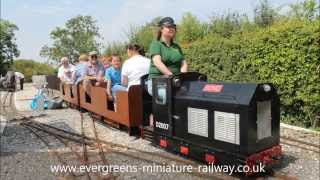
top-left (60, 72), bottom-right (282, 174)
top-left (147, 72), bottom-right (281, 171)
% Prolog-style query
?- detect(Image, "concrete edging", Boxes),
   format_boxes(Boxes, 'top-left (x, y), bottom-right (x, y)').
top-left (280, 123), bottom-right (320, 134)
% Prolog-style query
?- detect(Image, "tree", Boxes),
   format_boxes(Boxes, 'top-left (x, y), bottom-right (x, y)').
top-left (289, 0), bottom-right (319, 21)
top-left (208, 12), bottom-right (245, 37)
top-left (177, 12), bottom-right (205, 43)
top-left (254, 0), bottom-right (277, 27)
top-left (125, 17), bottom-right (162, 51)
top-left (0, 20), bottom-right (20, 75)
top-left (40, 15), bottom-right (102, 63)
top-left (104, 41), bottom-right (127, 59)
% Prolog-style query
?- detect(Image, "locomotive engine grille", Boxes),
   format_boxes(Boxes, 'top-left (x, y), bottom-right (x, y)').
top-left (214, 111), bottom-right (240, 145)
top-left (257, 100), bottom-right (272, 140)
top-left (187, 107), bottom-right (208, 137)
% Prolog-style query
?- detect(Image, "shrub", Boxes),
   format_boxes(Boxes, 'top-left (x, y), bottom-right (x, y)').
top-left (105, 0), bottom-right (320, 128)
top-left (184, 19), bottom-right (320, 127)
top-left (12, 59), bottom-right (56, 82)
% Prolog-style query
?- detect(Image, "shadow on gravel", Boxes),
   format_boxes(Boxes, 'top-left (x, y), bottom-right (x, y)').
top-left (0, 121), bottom-right (79, 157)
top-left (273, 153), bottom-right (298, 170)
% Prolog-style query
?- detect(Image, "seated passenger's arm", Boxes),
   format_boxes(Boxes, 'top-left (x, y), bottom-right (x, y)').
top-left (83, 67), bottom-right (92, 80)
top-left (85, 76), bottom-right (95, 80)
top-left (57, 67), bottom-right (64, 81)
top-left (122, 75), bottom-right (128, 86)
top-left (79, 66), bottom-right (88, 81)
top-left (106, 80), bottom-right (112, 97)
top-left (153, 55), bottom-right (173, 75)
top-left (97, 70), bottom-right (104, 82)
top-left (59, 76), bottom-right (65, 82)
top-left (96, 75), bottom-right (104, 82)
top-left (72, 71), bottom-right (76, 81)
top-left (180, 60), bottom-right (188, 73)
top-left (103, 71), bottom-right (109, 83)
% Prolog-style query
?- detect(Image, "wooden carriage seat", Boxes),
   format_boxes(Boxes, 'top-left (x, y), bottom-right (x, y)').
top-left (60, 83), bottom-right (78, 105)
top-left (78, 83), bottom-right (142, 131)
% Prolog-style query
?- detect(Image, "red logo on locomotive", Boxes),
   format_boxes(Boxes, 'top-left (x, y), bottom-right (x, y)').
top-left (202, 84), bottom-right (223, 93)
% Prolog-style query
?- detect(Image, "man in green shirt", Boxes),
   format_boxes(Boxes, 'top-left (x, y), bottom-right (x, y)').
top-left (147, 17), bottom-right (188, 95)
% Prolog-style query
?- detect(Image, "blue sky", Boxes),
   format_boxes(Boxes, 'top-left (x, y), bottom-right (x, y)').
top-left (2, 0), bottom-right (303, 61)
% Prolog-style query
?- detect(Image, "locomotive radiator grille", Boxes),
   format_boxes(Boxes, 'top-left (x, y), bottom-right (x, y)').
top-left (187, 107), bottom-right (208, 137)
top-left (257, 100), bottom-right (272, 140)
top-left (214, 111), bottom-right (240, 145)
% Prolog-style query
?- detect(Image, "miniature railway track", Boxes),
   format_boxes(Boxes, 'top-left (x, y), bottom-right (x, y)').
top-left (280, 136), bottom-right (320, 154)
top-left (2, 90), bottom-right (305, 179)
top-left (14, 116), bottom-right (301, 179)
top-left (79, 112), bottom-right (90, 177)
top-left (21, 123), bottom-right (85, 179)
top-left (80, 111), bottom-right (115, 180)
top-left (21, 118), bottom-right (115, 180)
top-left (21, 117), bottom-right (302, 180)
top-left (90, 115), bottom-right (110, 169)
top-left (18, 116), bottom-right (226, 179)
top-left (2, 90), bottom-right (115, 180)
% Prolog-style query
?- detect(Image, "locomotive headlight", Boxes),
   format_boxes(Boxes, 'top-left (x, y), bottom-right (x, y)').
top-left (174, 78), bottom-right (181, 88)
top-left (263, 84), bottom-right (271, 92)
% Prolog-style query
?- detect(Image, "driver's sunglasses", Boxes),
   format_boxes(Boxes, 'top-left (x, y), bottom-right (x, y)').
top-left (91, 55), bottom-right (98, 59)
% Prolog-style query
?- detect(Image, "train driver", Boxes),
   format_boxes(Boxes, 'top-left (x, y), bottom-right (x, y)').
top-left (147, 17), bottom-right (188, 127)
top-left (147, 17), bottom-right (188, 95)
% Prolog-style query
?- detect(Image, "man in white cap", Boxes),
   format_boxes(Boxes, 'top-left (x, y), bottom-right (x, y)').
top-left (57, 57), bottom-right (75, 84)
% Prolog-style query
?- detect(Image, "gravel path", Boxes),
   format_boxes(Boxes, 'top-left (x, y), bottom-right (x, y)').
top-left (0, 83), bottom-right (319, 180)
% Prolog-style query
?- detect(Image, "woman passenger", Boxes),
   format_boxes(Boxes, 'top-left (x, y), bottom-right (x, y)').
top-left (121, 44), bottom-right (150, 90)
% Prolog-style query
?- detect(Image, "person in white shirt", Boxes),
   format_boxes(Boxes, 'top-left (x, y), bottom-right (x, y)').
top-left (14, 71), bottom-right (25, 90)
top-left (121, 44), bottom-right (150, 90)
top-left (57, 57), bottom-right (75, 84)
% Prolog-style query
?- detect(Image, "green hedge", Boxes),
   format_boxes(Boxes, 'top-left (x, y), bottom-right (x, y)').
top-left (184, 19), bottom-right (320, 127)
top-left (12, 59), bottom-right (56, 82)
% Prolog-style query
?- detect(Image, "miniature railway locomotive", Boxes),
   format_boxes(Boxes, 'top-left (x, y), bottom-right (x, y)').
top-left (60, 72), bottom-right (282, 174)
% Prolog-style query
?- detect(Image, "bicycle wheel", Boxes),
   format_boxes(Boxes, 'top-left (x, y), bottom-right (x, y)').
top-left (30, 95), bottom-right (45, 111)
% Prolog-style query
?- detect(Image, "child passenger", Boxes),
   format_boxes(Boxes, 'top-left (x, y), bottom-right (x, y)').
top-left (101, 55), bottom-right (112, 70)
top-left (105, 55), bottom-right (126, 104)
